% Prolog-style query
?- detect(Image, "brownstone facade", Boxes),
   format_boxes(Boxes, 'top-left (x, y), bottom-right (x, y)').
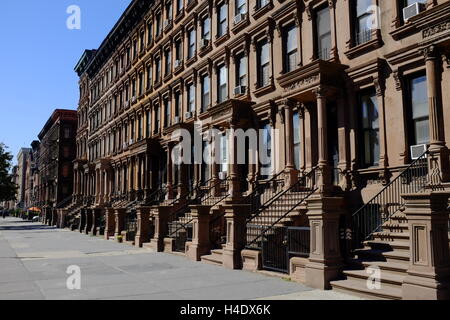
top-left (64, 0), bottom-right (450, 299)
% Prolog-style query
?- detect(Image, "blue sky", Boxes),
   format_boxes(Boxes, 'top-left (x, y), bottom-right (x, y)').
top-left (0, 0), bottom-right (131, 163)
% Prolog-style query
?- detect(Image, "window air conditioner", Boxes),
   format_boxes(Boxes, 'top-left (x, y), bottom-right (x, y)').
top-left (185, 111), bottom-right (193, 119)
top-left (403, 2), bottom-right (425, 22)
top-left (234, 13), bottom-right (247, 25)
top-left (234, 86), bottom-right (246, 96)
top-left (410, 144), bottom-right (427, 160)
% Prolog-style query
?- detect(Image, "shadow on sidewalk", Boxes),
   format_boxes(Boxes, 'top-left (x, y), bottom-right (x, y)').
top-left (0, 223), bottom-right (56, 231)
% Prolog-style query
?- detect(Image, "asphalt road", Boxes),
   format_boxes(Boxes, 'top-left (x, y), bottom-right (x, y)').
top-left (0, 217), bottom-right (360, 300)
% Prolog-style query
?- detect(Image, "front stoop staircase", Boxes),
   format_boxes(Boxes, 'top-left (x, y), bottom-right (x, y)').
top-left (202, 169), bottom-right (318, 268)
top-left (330, 211), bottom-right (409, 300)
top-left (331, 151), bottom-right (431, 300)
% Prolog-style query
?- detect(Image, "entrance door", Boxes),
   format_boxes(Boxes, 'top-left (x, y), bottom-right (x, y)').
top-left (261, 226), bottom-right (289, 273)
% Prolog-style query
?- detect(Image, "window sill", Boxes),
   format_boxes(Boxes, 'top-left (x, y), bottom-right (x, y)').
top-left (163, 73), bottom-right (173, 82)
top-left (174, 10), bottom-right (185, 23)
top-left (252, 1), bottom-right (274, 20)
top-left (231, 15), bottom-right (250, 34)
top-left (174, 62), bottom-right (184, 75)
top-left (214, 33), bottom-right (230, 47)
top-left (185, 0), bottom-right (197, 13)
top-left (254, 81), bottom-right (275, 97)
top-left (198, 44), bottom-right (212, 57)
top-left (344, 30), bottom-right (382, 59)
top-left (186, 55), bottom-right (197, 67)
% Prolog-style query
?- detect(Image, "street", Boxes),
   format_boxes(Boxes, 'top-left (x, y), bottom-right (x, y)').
top-left (0, 217), bottom-right (360, 300)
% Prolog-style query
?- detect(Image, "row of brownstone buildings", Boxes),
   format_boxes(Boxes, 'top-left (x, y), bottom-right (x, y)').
top-left (41, 0), bottom-right (450, 299)
top-left (3, 110), bottom-right (78, 217)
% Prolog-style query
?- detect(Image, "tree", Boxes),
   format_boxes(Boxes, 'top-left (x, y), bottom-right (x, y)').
top-left (0, 143), bottom-right (18, 203)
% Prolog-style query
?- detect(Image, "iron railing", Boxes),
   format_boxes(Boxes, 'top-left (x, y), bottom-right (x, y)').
top-left (245, 168), bottom-right (318, 249)
top-left (355, 28), bottom-right (372, 46)
top-left (124, 209), bottom-right (137, 241)
top-left (351, 150), bottom-right (429, 250)
top-left (288, 227), bottom-right (311, 258)
top-left (167, 178), bottom-right (230, 239)
top-left (240, 171), bottom-right (286, 220)
top-left (145, 185), bottom-right (168, 205)
top-left (55, 195), bottom-right (72, 209)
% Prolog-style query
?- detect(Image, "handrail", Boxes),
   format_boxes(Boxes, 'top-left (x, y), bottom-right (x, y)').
top-left (245, 167), bottom-right (318, 248)
top-left (168, 178), bottom-right (230, 237)
top-left (351, 150), bottom-right (430, 249)
top-left (55, 195), bottom-right (73, 209)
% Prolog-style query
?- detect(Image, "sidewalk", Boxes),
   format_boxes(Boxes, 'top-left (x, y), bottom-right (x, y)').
top-left (0, 218), bottom-right (361, 300)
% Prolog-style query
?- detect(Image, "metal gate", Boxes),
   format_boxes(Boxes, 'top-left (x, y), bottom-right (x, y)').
top-left (168, 221), bottom-right (193, 253)
top-left (261, 226), bottom-right (310, 274)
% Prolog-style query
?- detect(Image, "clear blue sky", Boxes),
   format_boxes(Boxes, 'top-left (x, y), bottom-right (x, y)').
top-left (0, 0), bottom-right (131, 163)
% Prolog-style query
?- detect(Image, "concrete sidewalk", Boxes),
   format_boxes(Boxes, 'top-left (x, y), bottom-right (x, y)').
top-left (0, 217), bottom-right (361, 300)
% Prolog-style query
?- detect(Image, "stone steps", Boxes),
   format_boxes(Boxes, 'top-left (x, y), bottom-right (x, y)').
top-left (330, 279), bottom-right (402, 300)
top-left (201, 249), bottom-right (224, 266)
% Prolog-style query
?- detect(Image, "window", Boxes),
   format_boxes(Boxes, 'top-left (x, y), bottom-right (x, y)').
top-left (257, 0), bottom-right (269, 9)
top-left (187, 83), bottom-right (195, 113)
top-left (257, 40), bottom-right (270, 87)
top-left (131, 79), bottom-right (136, 98)
top-left (165, 49), bottom-right (171, 76)
top-left (218, 4), bottom-right (228, 37)
top-left (293, 112), bottom-right (301, 170)
top-left (316, 7), bottom-right (331, 60)
top-left (353, 0), bottom-right (373, 45)
top-left (175, 91), bottom-right (181, 117)
top-left (202, 17), bottom-right (211, 40)
top-left (220, 133), bottom-right (228, 174)
top-left (146, 65), bottom-right (152, 89)
top-left (408, 75), bottom-right (429, 146)
top-left (164, 98), bottom-right (171, 127)
top-left (201, 140), bottom-right (210, 183)
top-left (188, 28), bottom-right (196, 58)
top-left (260, 122), bottom-right (272, 178)
top-left (140, 30), bottom-right (145, 51)
top-left (146, 110), bottom-right (151, 138)
top-left (218, 65), bottom-right (228, 103)
top-left (166, 2), bottom-right (173, 21)
top-left (175, 39), bottom-right (183, 61)
top-left (201, 75), bottom-right (210, 112)
top-left (359, 90), bottom-right (380, 167)
top-left (133, 39), bottom-right (138, 59)
top-left (236, 0), bottom-right (247, 15)
top-left (177, 0), bottom-right (184, 13)
top-left (155, 57), bottom-right (161, 81)
top-left (138, 115), bottom-right (143, 140)
top-left (138, 72), bottom-right (144, 96)
top-left (236, 54), bottom-right (247, 88)
top-left (155, 13), bottom-right (162, 36)
top-left (147, 21), bottom-right (153, 43)
top-left (283, 24), bottom-right (298, 73)
top-left (64, 127), bottom-right (71, 139)
top-left (154, 105), bottom-right (160, 132)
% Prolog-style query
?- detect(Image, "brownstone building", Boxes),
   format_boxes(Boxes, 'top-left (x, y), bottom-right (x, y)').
top-left (65, 0), bottom-right (450, 299)
top-left (28, 109), bottom-right (78, 225)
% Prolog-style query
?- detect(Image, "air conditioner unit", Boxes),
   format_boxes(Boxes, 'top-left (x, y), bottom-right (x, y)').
top-left (234, 86), bottom-right (246, 96)
top-left (132, 96), bottom-right (137, 103)
top-left (163, 19), bottom-right (171, 28)
top-left (129, 139), bottom-right (134, 145)
top-left (218, 172), bottom-right (227, 180)
top-left (185, 111), bottom-right (193, 119)
top-left (234, 13), bottom-right (247, 25)
top-left (410, 144), bottom-right (427, 160)
top-left (200, 39), bottom-right (210, 48)
top-left (123, 142), bottom-right (128, 149)
top-left (174, 59), bottom-right (182, 68)
top-left (174, 116), bottom-right (180, 124)
top-left (124, 101), bottom-right (129, 108)
top-left (403, 2), bottom-right (425, 22)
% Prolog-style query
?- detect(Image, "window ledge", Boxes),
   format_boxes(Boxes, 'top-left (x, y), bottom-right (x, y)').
top-left (198, 44), bottom-right (212, 57)
top-left (163, 73), bottom-right (173, 82)
top-left (254, 81), bottom-right (275, 97)
top-left (214, 32), bottom-right (230, 46)
top-left (344, 30), bottom-right (383, 59)
top-left (231, 16), bottom-right (250, 34)
top-left (186, 55), bottom-right (197, 67)
top-left (185, 0), bottom-right (197, 13)
top-left (174, 62), bottom-right (184, 75)
top-left (174, 10), bottom-right (185, 23)
top-left (252, 1), bottom-right (274, 20)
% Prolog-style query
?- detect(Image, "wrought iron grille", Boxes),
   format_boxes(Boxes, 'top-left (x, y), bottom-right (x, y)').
top-left (351, 150), bottom-right (429, 250)
top-left (124, 210), bottom-right (138, 241)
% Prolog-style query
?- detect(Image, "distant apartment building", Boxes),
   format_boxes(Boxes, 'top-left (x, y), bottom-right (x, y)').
top-left (16, 148), bottom-right (31, 209)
